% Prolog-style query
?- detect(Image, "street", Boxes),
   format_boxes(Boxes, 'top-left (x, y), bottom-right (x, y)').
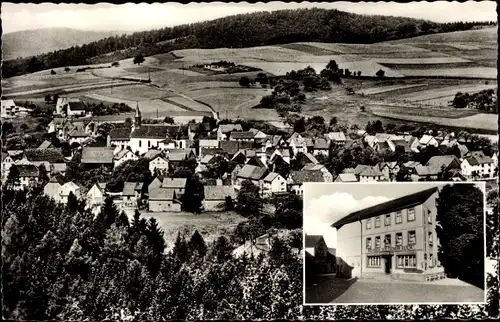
top-left (305, 276), bottom-right (485, 304)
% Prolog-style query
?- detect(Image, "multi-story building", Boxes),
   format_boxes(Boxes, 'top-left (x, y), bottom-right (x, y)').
top-left (332, 186), bottom-right (444, 281)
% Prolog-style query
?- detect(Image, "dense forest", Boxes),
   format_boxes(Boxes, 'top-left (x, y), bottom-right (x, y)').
top-left (2, 8), bottom-right (495, 78)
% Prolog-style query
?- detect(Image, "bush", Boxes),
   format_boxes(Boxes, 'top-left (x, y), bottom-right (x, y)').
top-left (50, 69), bottom-right (56, 75)
top-left (64, 67), bottom-right (70, 72)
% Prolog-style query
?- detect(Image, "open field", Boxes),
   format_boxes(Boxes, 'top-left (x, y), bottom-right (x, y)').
top-left (393, 84), bottom-right (497, 101)
top-left (369, 105), bottom-right (497, 132)
top-left (93, 84), bottom-right (174, 101)
top-left (397, 67), bottom-right (497, 79)
top-left (129, 211), bottom-right (247, 251)
top-left (359, 84), bottom-right (428, 95)
top-left (163, 96), bottom-right (212, 112)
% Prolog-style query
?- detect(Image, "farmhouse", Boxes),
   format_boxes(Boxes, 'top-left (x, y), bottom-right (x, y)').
top-left (59, 182), bottom-right (82, 203)
top-left (230, 131), bottom-right (255, 142)
top-left (56, 97), bottom-right (87, 118)
top-left (305, 235), bottom-right (336, 275)
top-left (313, 138), bottom-right (330, 156)
top-left (217, 124), bottom-right (243, 141)
top-left (22, 148), bottom-right (66, 175)
top-left (287, 170), bottom-right (324, 195)
top-left (326, 132), bottom-right (346, 146)
top-left (203, 185), bottom-right (236, 211)
top-left (113, 148), bottom-right (138, 168)
top-left (162, 177), bottom-right (187, 198)
top-left (419, 135), bottom-right (439, 148)
top-left (461, 151), bottom-right (495, 178)
top-left (302, 164), bottom-right (334, 182)
top-left (87, 182), bottom-right (107, 206)
top-left (332, 186), bottom-right (444, 281)
top-left (354, 165), bottom-right (384, 182)
top-left (81, 147), bottom-right (114, 169)
top-left (219, 140), bottom-right (253, 157)
top-left (108, 127), bottom-right (132, 151)
top-left (377, 161), bottom-right (400, 181)
top-left (149, 154), bottom-right (169, 175)
top-left (148, 188), bottom-right (181, 212)
top-left (122, 182), bottom-right (141, 209)
top-left (335, 173), bottom-right (358, 183)
top-left (17, 164), bottom-right (40, 189)
top-left (235, 164), bottom-right (269, 189)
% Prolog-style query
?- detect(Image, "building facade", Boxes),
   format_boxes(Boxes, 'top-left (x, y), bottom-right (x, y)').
top-left (332, 187), bottom-right (444, 281)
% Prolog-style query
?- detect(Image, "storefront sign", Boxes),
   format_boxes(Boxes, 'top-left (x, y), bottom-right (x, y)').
top-left (367, 245), bottom-right (414, 254)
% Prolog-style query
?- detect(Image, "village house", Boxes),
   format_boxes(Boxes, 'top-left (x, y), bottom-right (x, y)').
top-left (68, 129), bottom-right (90, 145)
top-left (148, 188), bottom-right (181, 212)
top-left (287, 132), bottom-right (308, 156)
top-left (113, 148), bottom-right (138, 169)
top-left (203, 184), bottom-right (236, 211)
top-left (122, 182), bottom-right (142, 209)
top-left (419, 134), bottom-right (439, 148)
top-left (377, 161), bottom-right (400, 181)
top-left (188, 122), bottom-right (211, 140)
top-left (108, 127), bottom-right (132, 152)
top-left (268, 148), bottom-right (291, 165)
top-left (461, 151), bottom-right (495, 179)
top-left (148, 177), bottom-right (163, 195)
top-left (22, 148), bottom-right (67, 175)
top-left (149, 154), bottom-right (170, 175)
top-left (16, 164), bottom-right (40, 190)
top-left (230, 131), bottom-right (255, 142)
top-left (287, 170), bottom-right (324, 195)
top-left (262, 135), bottom-right (286, 151)
top-left (354, 165), bottom-right (384, 182)
top-left (313, 138), bottom-right (330, 156)
top-left (261, 172), bottom-right (287, 197)
top-left (162, 177), bottom-right (187, 198)
top-left (59, 182), bottom-right (82, 203)
top-left (232, 149), bottom-right (257, 165)
top-left (364, 135), bottom-right (379, 149)
top-left (44, 175), bottom-right (66, 202)
top-left (326, 132), bottom-right (346, 146)
top-left (249, 128), bottom-right (268, 141)
top-left (219, 140), bottom-right (253, 158)
top-left (199, 137), bottom-right (219, 150)
top-left (87, 182), bottom-right (107, 206)
top-left (234, 164), bottom-right (269, 190)
top-left (305, 235), bottom-right (336, 275)
top-left (412, 155), bottom-right (461, 181)
top-left (335, 173), bottom-right (358, 183)
top-left (302, 164), bottom-right (333, 182)
top-left (294, 152), bottom-right (320, 168)
top-left (1, 99), bottom-right (18, 118)
top-left (56, 97), bottom-right (88, 118)
top-left (81, 147), bottom-right (115, 169)
top-left (217, 124), bottom-right (243, 141)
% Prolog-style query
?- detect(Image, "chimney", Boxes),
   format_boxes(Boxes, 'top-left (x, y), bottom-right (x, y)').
top-left (216, 179), bottom-right (223, 186)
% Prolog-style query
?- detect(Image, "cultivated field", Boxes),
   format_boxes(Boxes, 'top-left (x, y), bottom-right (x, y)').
top-left (93, 84), bottom-right (174, 101)
top-left (162, 96), bottom-right (212, 112)
top-left (134, 211), bottom-right (248, 251)
top-left (359, 84), bottom-right (428, 96)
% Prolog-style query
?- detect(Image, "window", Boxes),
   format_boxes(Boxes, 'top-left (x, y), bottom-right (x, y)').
top-left (366, 219), bottom-right (372, 230)
top-left (408, 208), bottom-right (415, 221)
top-left (397, 255), bottom-right (416, 268)
top-left (375, 236), bottom-right (381, 248)
top-left (396, 233), bottom-right (403, 246)
top-left (139, 140), bottom-right (142, 147)
top-left (385, 214), bottom-right (391, 226)
top-left (148, 140), bottom-right (151, 148)
top-left (375, 216), bottom-right (381, 228)
top-left (427, 210), bottom-right (432, 224)
top-left (428, 232), bottom-right (433, 246)
top-left (367, 256), bottom-right (381, 267)
top-left (429, 254), bottom-right (434, 267)
top-left (384, 234), bottom-right (391, 248)
top-left (396, 211), bottom-right (402, 224)
top-left (408, 231), bottom-right (416, 245)
top-left (366, 238), bottom-right (372, 250)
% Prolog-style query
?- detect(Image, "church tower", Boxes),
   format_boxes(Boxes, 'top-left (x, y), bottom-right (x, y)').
top-left (134, 101), bottom-right (142, 129)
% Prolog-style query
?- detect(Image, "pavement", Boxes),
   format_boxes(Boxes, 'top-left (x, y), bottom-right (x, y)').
top-left (305, 275), bottom-right (485, 304)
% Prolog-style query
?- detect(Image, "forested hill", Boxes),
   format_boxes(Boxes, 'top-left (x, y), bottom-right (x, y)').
top-left (3, 8), bottom-right (495, 78)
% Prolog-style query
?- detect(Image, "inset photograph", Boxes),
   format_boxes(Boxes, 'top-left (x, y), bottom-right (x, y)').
top-left (303, 182), bottom-right (486, 305)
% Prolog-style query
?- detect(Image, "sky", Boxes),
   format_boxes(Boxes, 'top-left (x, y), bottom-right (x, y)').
top-left (2, 1), bottom-right (497, 34)
top-left (303, 182), bottom-right (484, 249)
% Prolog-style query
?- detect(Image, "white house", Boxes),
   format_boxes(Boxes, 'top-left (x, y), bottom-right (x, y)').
top-left (1, 99), bottom-right (18, 118)
top-left (419, 135), bottom-right (439, 148)
top-left (108, 127), bottom-right (131, 151)
top-left (44, 175), bottom-right (66, 202)
top-left (313, 138), bottom-right (330, 156)
top-left (354, 165), bottom-right (384, 182)
top-left (288, 134), bottom-right (308, 156)
top-left (149, 155), bottom-right (170, 175)
top-left (261, 172), bottom-right (287, 197)
top-left (217, 124), bottom-right (243, 141)
top-left (56, 97), bottom-right (87, 117)
top-left (287, 170), bottom-right (325, 195)
top-left (87, 183), bottom-right (106, 206)
top-left (113, 148), bottom-right (138, 168)
top-left (59, 182), bottom-right (81, 203)
top-left (302, 164), bottom-right (333, 182)
top-left (461, 151), bottom-right (495, 178)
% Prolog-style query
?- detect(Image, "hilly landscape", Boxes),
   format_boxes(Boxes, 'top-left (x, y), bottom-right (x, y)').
top-left (2, 8), bottom-right (494, 78)
top-left (2, 28), bottom-right (127, 61)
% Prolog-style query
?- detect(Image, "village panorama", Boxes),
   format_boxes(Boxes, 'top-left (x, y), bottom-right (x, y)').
top-left (1, 2), bottom-right (498, 321)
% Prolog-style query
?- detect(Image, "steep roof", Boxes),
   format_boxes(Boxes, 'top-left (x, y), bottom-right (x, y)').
top-left (204, 185), bottom-right (236, 201)
top-left (81, 147), bottom-right (114, 164)
top-left (115, 148), bottom-right (136, 160)
top-left (230, 131), bottom-right (255, 140)
top-left (263, 172), bottom-right (281, 183)
top-left (219, 124), bottom-right (243, 134)
top-left (314, 138), bottom-right (330, 150)
top-left (303, 153), bottom-right (319, 164)
top-left (305, 235), bottom-right (324, 248)
top-left (68, 101), bottom-right (86, 111)
top-left (48, 174), bottom-right (66, 185)
top-left (425, 155), bottom-right (460, 170)
top-left (143, 149), bottom-right (163, 160)
top-left (219, 140), bottom-right (253, 156)
top-left (289, 170), bottom-right (324, 184)
top-left (162, 177), bottom-right (187, 189)
top-left (123, 182), bottom-right (138, 196)
top-left (336, 173), bottom-right (357, 182)
top-left (470, 151), bottom-right (493, 164)
top-left (38, 140), bottom-right (54, 149)
top-left (109, 127), bottom-right (131, 140)
top-left (332, 186), bottom-right (439, 228)
top-left (131, 125), bottom-right (170, 139)
top-left (149, 187), bottom-right (175, 201)
top-left (24, 148), bottom-right (65, 163)
top-left (237, 164), bottom-right (268, 180)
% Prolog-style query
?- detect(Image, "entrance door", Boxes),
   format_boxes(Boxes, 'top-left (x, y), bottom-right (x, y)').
top-left (384, 255), bottom-right (392, 274)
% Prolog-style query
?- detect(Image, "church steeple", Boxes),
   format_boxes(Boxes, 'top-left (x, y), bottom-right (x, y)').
top-left (134, 101), bottom-right (142, 128)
